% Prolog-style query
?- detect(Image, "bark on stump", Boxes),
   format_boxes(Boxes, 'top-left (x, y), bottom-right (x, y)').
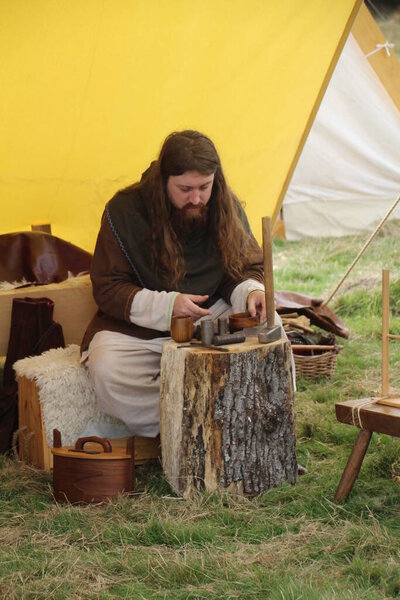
top-left (160, 337), bottom-right (297, 498)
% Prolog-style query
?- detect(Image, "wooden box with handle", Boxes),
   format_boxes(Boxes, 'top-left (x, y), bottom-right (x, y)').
top-left (52, 430), bottom-right (135, 504)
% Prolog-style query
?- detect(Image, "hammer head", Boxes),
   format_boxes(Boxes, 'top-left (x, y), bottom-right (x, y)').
top-left (258, 325), bottom-right (282, 344)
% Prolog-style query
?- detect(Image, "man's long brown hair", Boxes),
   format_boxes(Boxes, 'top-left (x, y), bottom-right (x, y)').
top-left (144, 130), bottom-right (258, 286)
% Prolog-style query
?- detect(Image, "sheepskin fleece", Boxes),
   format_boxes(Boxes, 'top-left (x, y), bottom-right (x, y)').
top-left (0, 279), bottom-right (31, 291)
top-left (0, 273), bottom-right (88, 292)
top-left (14, 344), bottom-right (125, 446)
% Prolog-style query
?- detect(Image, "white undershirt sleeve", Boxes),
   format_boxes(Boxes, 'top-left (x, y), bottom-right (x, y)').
top-left (230, 278), bottom-right (265, 314)
top-left (130, 289), bottom-right (179, 331)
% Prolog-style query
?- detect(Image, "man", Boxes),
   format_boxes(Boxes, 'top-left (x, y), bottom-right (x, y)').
top-left (82, 130), bottom-right (267, 437)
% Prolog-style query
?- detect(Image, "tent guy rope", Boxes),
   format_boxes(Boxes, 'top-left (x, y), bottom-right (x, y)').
top-left (322, 193), bottom-right (400, 307)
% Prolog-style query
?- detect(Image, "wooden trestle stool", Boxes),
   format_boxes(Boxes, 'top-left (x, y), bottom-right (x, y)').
top-left (335, 269), bottom-right (400, 501)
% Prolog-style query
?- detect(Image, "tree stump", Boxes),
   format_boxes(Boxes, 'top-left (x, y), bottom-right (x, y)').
top-left (160, 336), bottom-right (297, 498)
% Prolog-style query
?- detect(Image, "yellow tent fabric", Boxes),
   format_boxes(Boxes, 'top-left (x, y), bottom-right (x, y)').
top-left (0, 0), bottom-right (361, 251)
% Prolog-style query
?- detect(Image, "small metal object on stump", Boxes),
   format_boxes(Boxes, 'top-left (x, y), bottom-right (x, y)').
top-left (200, 318), bottom-right (214, 346)
top-left (213, 331), bottom-right (245, 346)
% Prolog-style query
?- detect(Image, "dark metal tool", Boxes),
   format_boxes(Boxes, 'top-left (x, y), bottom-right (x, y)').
top-left (217, 317), bottom-right (230, 335)
top-left (213, 332), bottom-right (245, 346)
top-left (201, 317), bottom-right (246, 347)
top-left (201, 318), bottom-right (214, 346)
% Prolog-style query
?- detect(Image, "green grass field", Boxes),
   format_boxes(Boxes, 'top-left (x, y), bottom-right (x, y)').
top-left (1, 221), bottom-right (400, 599)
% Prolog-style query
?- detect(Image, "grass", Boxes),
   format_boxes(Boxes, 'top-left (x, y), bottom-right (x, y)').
top-left (2, 223), bottom-right (400, 599)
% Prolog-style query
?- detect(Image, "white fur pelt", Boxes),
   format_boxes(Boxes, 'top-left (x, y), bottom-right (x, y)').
top-left (0, 278), bottom-right (31, 291)
top-left (14, 344), bottom-right (125, 446)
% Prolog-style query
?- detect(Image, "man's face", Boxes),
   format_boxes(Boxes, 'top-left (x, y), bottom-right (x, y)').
top-left (167, 171), bottom-right (215, 216)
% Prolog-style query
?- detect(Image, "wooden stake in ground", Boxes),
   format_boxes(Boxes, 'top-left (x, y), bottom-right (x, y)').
top-left (382, 268), bottom-right (390, 398)
top-left (377, 268), bottom-right (400, 408)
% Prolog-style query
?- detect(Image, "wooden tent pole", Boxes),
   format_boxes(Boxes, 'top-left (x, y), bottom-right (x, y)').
top-left (382, 269), bottom-right (390, 397)
top-left (322, 194), bottom-right (400, 307)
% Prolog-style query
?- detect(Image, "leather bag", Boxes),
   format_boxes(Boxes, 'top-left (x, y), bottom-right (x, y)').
top-left (0, 297), bottom-right (65, 454)
top-left (275, 290), bottom-right (349, 339)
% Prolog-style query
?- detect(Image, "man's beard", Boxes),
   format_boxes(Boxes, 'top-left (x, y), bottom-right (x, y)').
top-left (170, 204), bottom-right (209, 235)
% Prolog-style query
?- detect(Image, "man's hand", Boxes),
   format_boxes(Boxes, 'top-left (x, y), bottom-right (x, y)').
top-left (247, 290), bottom-right (267, 323)
top-left (173, 293), bottom-right (211, 319)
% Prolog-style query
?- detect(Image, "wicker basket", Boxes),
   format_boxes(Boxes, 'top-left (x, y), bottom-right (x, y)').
top-left (292, 346), bottom-right (342, 380)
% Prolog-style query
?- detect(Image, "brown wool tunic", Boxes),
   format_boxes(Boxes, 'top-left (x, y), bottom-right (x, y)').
top-left (81, 181), bottom-right (264, 352)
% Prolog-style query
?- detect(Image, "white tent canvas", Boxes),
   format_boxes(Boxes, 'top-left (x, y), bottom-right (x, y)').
top-left (283, 15), bottom-right (400, 240)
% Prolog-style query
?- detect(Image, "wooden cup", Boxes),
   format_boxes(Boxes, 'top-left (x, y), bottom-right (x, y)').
top-left (171, 316), bottom-right (194, 342)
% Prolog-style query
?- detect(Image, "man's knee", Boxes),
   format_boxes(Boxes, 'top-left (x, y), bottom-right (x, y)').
top-left (87, 345), bottom-right (119, 383)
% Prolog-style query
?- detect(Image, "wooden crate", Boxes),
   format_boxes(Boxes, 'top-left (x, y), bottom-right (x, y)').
top-left (18, 376), bottom-right (161, 472)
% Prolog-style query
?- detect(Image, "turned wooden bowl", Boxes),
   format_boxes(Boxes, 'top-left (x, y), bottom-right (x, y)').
top-left (229, 311), bottom-right (259, 331)
top-left (171, 315), bottom-right (194, 342)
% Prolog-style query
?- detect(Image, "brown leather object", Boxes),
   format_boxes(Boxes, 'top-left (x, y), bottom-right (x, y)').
top-left (274, 290), bottom-right (349, 339)
top-left (0, 231), bottom-right (92, 284)
top-left (0, 296), bottom-right (65, 454)
top-left (3, 296), bottom-right (65, 388)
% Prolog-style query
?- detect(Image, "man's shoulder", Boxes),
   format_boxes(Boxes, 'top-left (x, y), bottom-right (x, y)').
top-left (107, 185), bottom-right (145, 214)
top-left (115, 162), bottom-right (155, 200)
top-left (106, 184), bottom-right (151, 235)
top-left (111, 185), bottom-right (140, 201)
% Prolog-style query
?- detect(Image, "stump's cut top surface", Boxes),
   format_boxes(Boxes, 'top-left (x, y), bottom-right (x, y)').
top-left (164, 335), bottom-right (286, 354)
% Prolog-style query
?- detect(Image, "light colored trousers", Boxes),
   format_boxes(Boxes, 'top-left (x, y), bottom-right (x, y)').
top-left (86, 331), bottom-right (165, 437)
